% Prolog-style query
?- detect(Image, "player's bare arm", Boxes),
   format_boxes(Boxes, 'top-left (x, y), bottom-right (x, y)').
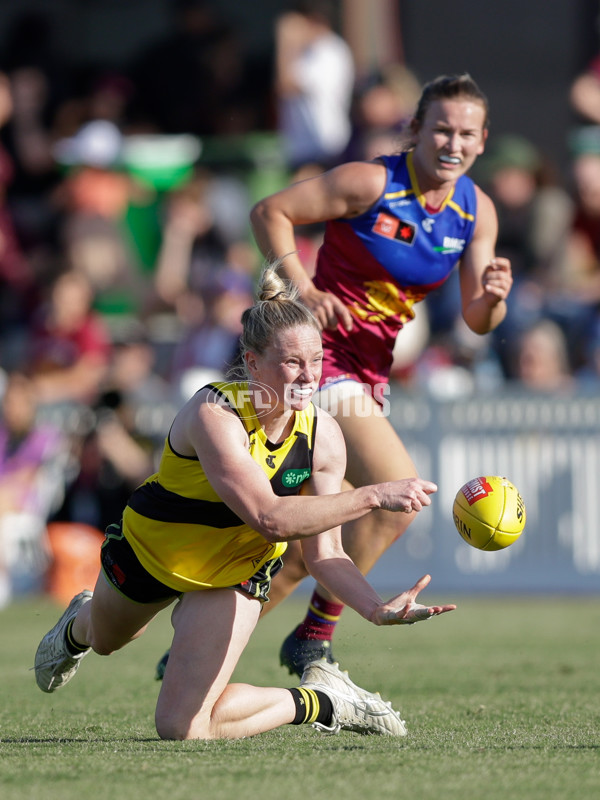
top-left (176, 395), bottom-right (435, 543)
top-left (250, 161), bottom-right (387, 331)
top-left (300, 507), bottom-right (454, 627)
top-left (299, 427), bottom-right (450, 625)
top-left (459, 187), bottom-right (513, 334)
top-left (173, 392), bottom-right (373, 541)
top-left (298, 418), bottom-right (383, 621)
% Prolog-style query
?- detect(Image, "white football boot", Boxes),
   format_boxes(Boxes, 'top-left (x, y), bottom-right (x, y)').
top-left (300, 658), bottom-right (407, 736)
top-left (34, 590), bottom-right (93, 693)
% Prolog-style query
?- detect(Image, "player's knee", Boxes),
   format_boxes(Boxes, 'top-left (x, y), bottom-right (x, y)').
top-left (390, 510), bottom-right (416, 543)
top-left (87, 631), bottom-right (123, 656)
top-left (284, 558), bottom-right (309, 583)
top-left (391, 518), bottom-right (417, 546)
top-left (89, 640), bottom-right (116, 656)
top-left (281, 546), bottom-right (309, 583)
top-left (155, 716), bottom-right (187, 740)
top-left (155, 709), bottom-right (208, 741)
top-left (344, 510), bottom-right (415, 564)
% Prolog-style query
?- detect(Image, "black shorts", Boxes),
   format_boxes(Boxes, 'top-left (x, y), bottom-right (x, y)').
top-left (235, 555), bottom-right (284, 603)
top-left (101, 523), bottom-right (179, 604)
top-left (101, 522), bottom-right (284, 605)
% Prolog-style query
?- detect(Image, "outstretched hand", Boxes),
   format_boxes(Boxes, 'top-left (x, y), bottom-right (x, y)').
top-left (371, 574), bottom-right (456, 626)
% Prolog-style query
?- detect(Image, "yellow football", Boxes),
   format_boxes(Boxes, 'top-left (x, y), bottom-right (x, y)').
top-left (453, 476), bottom-right (526, 551)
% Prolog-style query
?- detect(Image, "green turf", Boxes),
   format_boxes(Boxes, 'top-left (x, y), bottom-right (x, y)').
top-left (1, 592), bottom-right (599, 800)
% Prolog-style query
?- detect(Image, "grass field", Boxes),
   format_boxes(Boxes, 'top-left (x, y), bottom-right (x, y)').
top-left (1, 590), bottom-right (599, 800)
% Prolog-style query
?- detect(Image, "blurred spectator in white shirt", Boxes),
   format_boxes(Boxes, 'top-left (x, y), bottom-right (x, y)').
top-left (275, 1), bottom-right (355, 169)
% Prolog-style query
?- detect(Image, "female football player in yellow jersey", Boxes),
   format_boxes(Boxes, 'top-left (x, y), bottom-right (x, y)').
top-left (34, 265), bottom-right (454, 741)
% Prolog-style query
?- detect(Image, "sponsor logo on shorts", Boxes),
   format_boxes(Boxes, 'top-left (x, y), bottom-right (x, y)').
top-left (112, 562), bottom-right (126, 586)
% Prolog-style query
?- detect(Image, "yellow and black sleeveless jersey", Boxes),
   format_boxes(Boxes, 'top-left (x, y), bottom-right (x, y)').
top-left (122, 382), bottom-right (318, 592)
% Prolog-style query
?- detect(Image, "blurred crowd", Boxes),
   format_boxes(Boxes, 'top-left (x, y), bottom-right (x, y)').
top-left (2, 0), bottom-right (600, 603)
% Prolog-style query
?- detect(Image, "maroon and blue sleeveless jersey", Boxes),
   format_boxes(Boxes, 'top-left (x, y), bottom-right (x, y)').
top-left (314, 150), bottom-right (478, 398)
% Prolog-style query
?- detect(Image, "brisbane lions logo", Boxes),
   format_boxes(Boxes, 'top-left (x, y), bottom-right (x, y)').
top-left (350, 281), bottom-right (427, 324)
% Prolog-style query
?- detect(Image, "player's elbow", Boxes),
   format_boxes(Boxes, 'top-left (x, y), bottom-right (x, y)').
top-left (463, 316), bottom-right (491, 336)
top-left (463, 303), bottom-right (506, 336)
top-left (254, 511), bottom-right (294, 543)
top-left (249, 199), bottom-right (269, 228)
top-left (250, 198), bottom-right (283, 234)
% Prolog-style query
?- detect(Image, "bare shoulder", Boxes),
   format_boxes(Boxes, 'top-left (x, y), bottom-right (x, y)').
top-left (326, 160), bottom-right (387, 215)
top-left (171, 386), bottom-right (246, 456)
top-left (192, 386), bottom-right (246, 434)
top-left (473, 184), bottom-right (499, 235)
top-left (474, 184), bottom-right (498, 218)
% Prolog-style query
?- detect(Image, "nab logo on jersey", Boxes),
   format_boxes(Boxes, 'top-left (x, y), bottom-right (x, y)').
top-left (372, 212), bottom-right (416, 245)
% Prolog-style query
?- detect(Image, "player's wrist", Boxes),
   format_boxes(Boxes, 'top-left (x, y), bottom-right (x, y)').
top-left (362, 485), bottom-right (382, 511)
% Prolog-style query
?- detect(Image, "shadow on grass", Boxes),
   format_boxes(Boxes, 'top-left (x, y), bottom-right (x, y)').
top-left (0, 735), bottom-right (394, 751)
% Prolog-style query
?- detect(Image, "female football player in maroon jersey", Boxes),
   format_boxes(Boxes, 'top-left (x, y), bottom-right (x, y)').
top-left (249, 73), bottom-right (512, 677)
